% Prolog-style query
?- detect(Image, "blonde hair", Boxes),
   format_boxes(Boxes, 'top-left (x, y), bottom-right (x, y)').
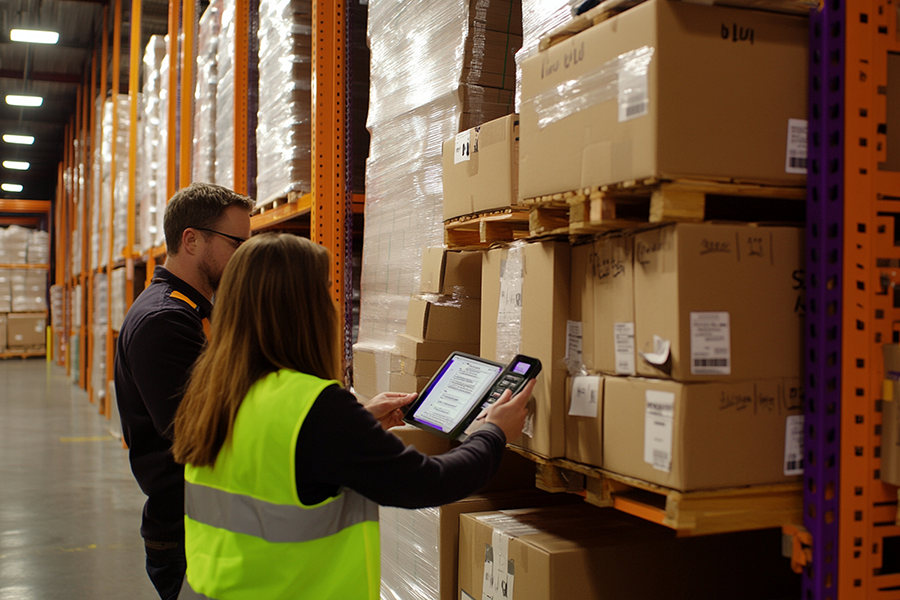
top-left (172, 233), bottom-right (340, 467)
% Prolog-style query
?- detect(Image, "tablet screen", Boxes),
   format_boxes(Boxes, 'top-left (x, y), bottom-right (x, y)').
top-left (408, 354), bottom-right (503, 434)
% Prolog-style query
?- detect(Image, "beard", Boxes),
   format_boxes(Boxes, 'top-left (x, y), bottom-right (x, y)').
top-left (199, 254), bottom-right (223, 292)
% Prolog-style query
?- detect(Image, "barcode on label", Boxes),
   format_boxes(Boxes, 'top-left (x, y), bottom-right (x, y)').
top-left (653, 449), bottom-right (669, 462)
top-left (785, 459), bottom-right (803, 471)
top-left (694, 358), bottom-right (728, 367)
top-left (626, 102), bottom-right (647, 117)
top-left (789, 157), bottom-right (807, 169)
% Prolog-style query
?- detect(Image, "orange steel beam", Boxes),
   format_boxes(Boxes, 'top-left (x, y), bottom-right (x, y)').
top-left (233, 0), bottom-right (249, 195)
top-left (311, 0), bottom-right (347, 315)
top-left (0, 200), bottom-right (52, 213)
top-left (83, 46), bottom-right (98, 391)
top-left (167, 0), bottom-right (179, 198)
top-left (126, 0), bottom-right (141, 310)
top-left (180, 0), bottom-right (195, 188)
top-left (0, 216), bottom-right (40, 227)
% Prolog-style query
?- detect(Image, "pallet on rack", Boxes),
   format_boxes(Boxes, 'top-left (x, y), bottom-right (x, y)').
top-left (523, 194), bottom-right (572, 237)
top-left (513, 447), bottom-right (803, 537)
top-left (253, 189), bottom-right (309, 215)
top-left (444, 208), bottom-right (531, 248)
top-left (0, 347), bottom-right (46, 360)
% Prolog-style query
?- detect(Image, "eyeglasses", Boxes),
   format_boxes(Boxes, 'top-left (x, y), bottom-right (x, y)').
top-left (190, 227), bottom-right (248, 248)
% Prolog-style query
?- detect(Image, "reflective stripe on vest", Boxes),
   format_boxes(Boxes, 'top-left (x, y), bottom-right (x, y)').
top-left (184, 480), bottom-right (378, 544)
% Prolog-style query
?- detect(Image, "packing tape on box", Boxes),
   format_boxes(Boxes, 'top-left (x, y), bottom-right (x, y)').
top-left (533, 45), bottom-right (654, 129)
top-left (478, 512), bottom-right (542, 600)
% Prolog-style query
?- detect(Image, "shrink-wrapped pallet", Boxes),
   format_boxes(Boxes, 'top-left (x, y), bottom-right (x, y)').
top-left (0, 269), bottom-right (11, 312)
top-left (91, 96), bottom-right (103, 269)
top-left (111, 267), bottom-right (126, 332)
top-left (215, 0), bottom-right (235, 188)
top-left (91, 275), bottom-right (108, 401)
top-left (11, 268), bottom-right (46, 313)
top-left (193, 0), bottom-right (221, 185)
top-left (27, 230), bottom-right (49, 265)
top-left (140, 35), bottom-right (167, 252)
top-left (0, 225), bottom-right (29, 264)
top-left (157, 50), bottom-right (171, 247)
top-left (515, 0), bottom-right (578, 108)
top-left (255, 0), bottom-right (312, 206)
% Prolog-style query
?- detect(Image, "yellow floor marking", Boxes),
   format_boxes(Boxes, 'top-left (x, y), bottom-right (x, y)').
top-left (59, 436), bottom-right (114, 443)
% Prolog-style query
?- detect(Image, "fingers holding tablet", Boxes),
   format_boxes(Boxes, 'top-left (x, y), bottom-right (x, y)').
top-left (485, 378), bottom-right (535, 442)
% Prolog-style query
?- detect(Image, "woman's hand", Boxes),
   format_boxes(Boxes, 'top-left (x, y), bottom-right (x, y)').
top-left (483, 378), bottom-right (535, 442)
top-left (364, 392), bottom-right (417, 430)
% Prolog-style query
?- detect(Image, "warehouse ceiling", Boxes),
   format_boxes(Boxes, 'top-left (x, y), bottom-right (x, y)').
top-left (0, 0), bottom-right (169, 212)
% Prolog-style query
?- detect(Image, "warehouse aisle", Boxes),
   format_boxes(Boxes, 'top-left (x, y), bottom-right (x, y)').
top-left (0, 360), bottom-right (158, 600)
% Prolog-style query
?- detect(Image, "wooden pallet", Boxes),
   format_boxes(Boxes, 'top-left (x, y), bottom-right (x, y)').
top-left (0, 348), bottom-right (46, 360)
top-left (526, 178), bottom-right (806, 236)
top-left (254, 189), bottom-right (309, 214)
top-left (513, 447), bottom-right (803, 537)
top-left (444, 208), bottom-right (531, 248)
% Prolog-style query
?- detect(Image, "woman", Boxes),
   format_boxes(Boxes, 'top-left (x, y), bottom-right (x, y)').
top-left (171, 233), bottom-right (533, 599)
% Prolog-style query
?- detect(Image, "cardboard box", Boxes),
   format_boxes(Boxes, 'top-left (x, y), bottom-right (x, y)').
top-left (394, 333), bottom-right (480, 363)
top-left (390, 351), bottom-right (444, 377)
top-left (0, 313), bottom-right (6, 352)
top-left (389, 371), bottom-right (433, 394)
top-left (7, 312), bottom-right (46, 348)
top-left (603, 376), bottom-right (804, 491)
top-left (0, 270), bottom-right (11, 313)
top-left (881, 345), bottom-right (900, 486)
top-left (459, 504), bottom-right (800, 600)
top-left (565, 375), bottom-right (604, 467)
top-left (518, 0), bottom-right (808, 199)
top-left (406, 296), bottom-right (481, 344)
top-left (481, 240), bottom-right (571, 458)
top-left (443, 114), bottom-right (519, 220)
top-left (570, 232), bottom-right (636, 375)
top-left (633, 223), bottom-right (804, 382)
top-left (380, 490), bottom-right (572, 600)
top-left (419, 247), bottom-right (483, 298)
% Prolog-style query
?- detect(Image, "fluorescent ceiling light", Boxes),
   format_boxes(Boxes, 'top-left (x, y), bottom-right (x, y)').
top-left (3, 134), bottom-right (34, 145)
top-left (10, 29), bottom-right (59, 44)
top-left (3, 161), bottom-right (29, 170)
top-left (6, 95), bottom-right (43, 107)
top-left (2, 183), bottom-right (23, 192)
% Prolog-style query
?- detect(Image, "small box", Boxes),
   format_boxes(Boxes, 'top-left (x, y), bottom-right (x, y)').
top-left (570, 232), bottom-right (635, 375)
top-left (633, 223), bottom-right (804, 382)
top-left (443, 114), bottom-right (519, 220)
top-left (481, 240), bottom-right (571, 458)
top-left (518, 0), bottom-right (808, 199)
top-left (7, 312), bottom-right (46, 348)
top-left (419, 247), bottom-right (483, 298)
top-left (406, 296), bottom-right (481, 345)
top-left (602, 376), bottom-right (804, 491)
top-left (565, 374), bottom-right (604, 467)
top-left (459, 504), bottom-right (801, 600)
top-left (881, 345), bottom-right (900, 486)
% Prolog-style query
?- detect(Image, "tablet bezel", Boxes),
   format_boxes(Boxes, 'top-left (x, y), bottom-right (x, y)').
top-left (401, 351), bottom-right (505, 439)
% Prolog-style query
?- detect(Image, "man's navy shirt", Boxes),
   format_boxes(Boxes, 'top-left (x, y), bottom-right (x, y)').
top-left (114, 266), bottom-right (212, 543)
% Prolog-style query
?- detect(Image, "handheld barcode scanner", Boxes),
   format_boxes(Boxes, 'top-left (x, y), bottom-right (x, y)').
top-left (402, 352), bottom-right (541, 440)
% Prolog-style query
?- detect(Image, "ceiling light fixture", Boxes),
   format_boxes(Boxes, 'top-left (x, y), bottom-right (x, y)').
top-left (1, 183), bottom-right (23, 192)
top-left (3, 161), bottom-right (29, 170)
top-left (3, 134), bottom-right (34, 145)
top-left (10, 29), bottom-right (59, 44)
top-left (6, 94), bottom-right (43, 107)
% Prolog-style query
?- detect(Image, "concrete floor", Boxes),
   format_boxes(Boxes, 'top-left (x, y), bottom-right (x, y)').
top-left (0, 359), bottom-right (159, 600)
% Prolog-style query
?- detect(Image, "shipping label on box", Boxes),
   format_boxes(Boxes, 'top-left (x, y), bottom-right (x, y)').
top-left (634, 223), bottom-right (803, 382)
top-left (565, 375), bottom-right (604, 467)
top-left (518, 0), bottom-right (808, 199)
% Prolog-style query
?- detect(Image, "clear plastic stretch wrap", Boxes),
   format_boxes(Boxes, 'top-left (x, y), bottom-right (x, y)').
top-left (27, 230), bottom-right (49, 265)
top-left (515, 0), bottom-right (579, 109)
top-left (0, 269), bottom-right (11, 312)
top-left (140, 36), bottom-right (167, 252)
top-left (50, 285), bottom-right (63, 329)
top-left (194, 0), bottom-right (221, 185)
top-left (379, 506), bottom-right (442, 600)
top-left (358, 0), bottom-right (521, 400)
top-left (215, 0), bottom-right (235, 189)
top-left (157, 48), bottom-right (171, 247)
top-left (91, 275), bottom-right (108, 401)
top-left (255, 0), bottom-right (312, 206)
top-left (111, 267), bottom-right (126, 332)
top-left (0, 225), bottom-right (29, 264)
top-left (99, 94), bottom-right (131, 262)
top-left (91, 95), bottom-right (103, 269)
top-left (11, 268), bottom-right (46, 313)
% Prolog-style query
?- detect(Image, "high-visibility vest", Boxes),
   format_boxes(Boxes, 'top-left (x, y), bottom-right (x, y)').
top-left (181, 370), bottom-right (380, 599)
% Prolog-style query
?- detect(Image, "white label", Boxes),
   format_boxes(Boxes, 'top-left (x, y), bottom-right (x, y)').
top-left (785, 118), bottom-right (808, 174)
top-left (568, 375), bottom-right (601, 418)
top-left (614, 322), bottom-right (636, 375)
top-left (455, 130), bottom-right (472, 164)
top-left (784, 415), bottom-right (805, 476)
top-left (690, 312), bottom-right (731, 375)
top-left (644, 390), bottom-right (675, 472)
top-left (639, 335), bottom-right (671, 367)
top-left (566, 320), bottom-right (583, 364)
top-left (617, 69), bottom-right (649, 122)
top-left (482, 543), bottom-right (494, 600)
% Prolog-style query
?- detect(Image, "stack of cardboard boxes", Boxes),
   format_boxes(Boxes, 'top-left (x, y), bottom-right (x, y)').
top-left (0, 226), bottom-right (49, 354)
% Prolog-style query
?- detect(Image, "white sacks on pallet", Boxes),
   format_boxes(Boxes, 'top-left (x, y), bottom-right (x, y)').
top-left (141, 35), bottom-right (168, 252)
top-left (193, 0), bottom-right (221, 185)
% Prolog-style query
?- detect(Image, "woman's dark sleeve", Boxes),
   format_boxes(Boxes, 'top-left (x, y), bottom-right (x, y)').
top-left (294, 385), bottom-right (506, 508)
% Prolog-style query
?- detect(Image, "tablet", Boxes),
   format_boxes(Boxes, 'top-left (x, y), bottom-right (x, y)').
top-left (402, 352), bottom-right (505, 439)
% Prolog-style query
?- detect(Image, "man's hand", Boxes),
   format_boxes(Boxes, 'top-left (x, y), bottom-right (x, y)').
top-left (364, 392), bottom-right (417, 430)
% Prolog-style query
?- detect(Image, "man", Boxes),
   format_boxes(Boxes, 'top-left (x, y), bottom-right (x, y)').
top-left (115, 182), bottom-right (253, 599)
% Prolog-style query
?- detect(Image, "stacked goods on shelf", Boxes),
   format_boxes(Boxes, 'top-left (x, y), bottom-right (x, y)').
top-left (356, 0), bottom-right (523, 392)
top-left (193, 0), bottom-right (220, 185)
top-left (1, 225), bottom-right (28, 264)
top-left (27, 230), bottom-right (49, 265)
top-left (91, 95), bottom-right (103, 267)
top-left (140, 35), bottom-right (167, 252)
top-left (442, 114), bottom-right (519, 220)
top-left (0, 313), bottom-right (5, 352)
top-left (517, 0), bottom-right (808, 200)
top-left (215, 0), bottom-right (235, 188)
top-left (6, 313), bottom-right (45, 352)
top-left (458, 504), bottom-right (800, 599)
top-left (50, 284), bottom-right (63, 355)
top-left (157, 47), bottom-right (172, 246)
top-left (255, 0), bottom-right (312, 206)
top-left (11, 269), bottom-right (47, 312)
top-left (0, 269), bottom-right (10, 312)
top-left (110, 268), bottom-right (126, 332)
top-left (91, 275), bottom-right (108, 401)
top-left (104, 94), bottom-right (131, 262)
top-left (481, 240), bottom-right (571, 458)
top-left (881, 345), bottom-right (900, 486)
